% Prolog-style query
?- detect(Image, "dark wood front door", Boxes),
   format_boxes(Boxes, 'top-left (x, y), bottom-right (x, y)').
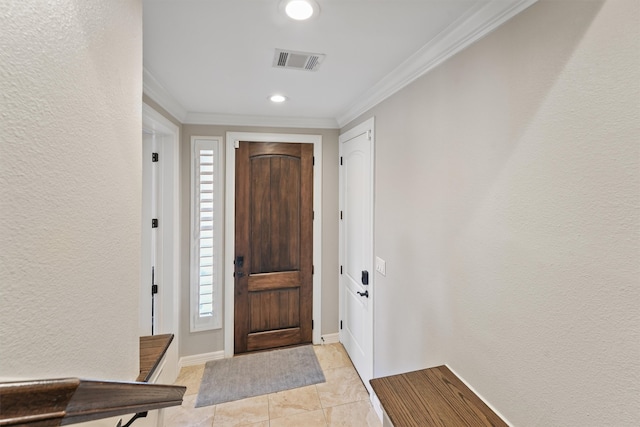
top-left (234, 141), bottom-right (313, 354)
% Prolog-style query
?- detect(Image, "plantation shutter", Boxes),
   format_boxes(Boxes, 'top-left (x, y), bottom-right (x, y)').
top-left (191, 137), bottom-right (222, 331)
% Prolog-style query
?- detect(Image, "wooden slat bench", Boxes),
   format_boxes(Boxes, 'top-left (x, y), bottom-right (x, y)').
top-left (370, 365), bottom-right (507, 427)
top-left (137, 334), bottom-right (174, 382)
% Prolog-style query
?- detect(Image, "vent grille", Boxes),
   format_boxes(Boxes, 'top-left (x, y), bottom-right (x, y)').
top-left (277, 51), bottom-right (288, 67)
top-left (273, 49), bottom-right (325, 72)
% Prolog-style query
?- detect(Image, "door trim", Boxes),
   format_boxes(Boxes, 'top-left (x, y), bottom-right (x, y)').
top-left (339, 117), bottom-right (375, 392)
top-left (225, 132), bottom-right (323, 357)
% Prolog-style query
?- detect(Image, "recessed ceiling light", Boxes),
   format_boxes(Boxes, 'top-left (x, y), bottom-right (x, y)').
top-left (282, 0), bottom-right (318, 21)
top-left (269, 94), bottom-right (287, 103)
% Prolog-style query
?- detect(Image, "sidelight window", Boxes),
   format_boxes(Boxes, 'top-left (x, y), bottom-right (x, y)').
top-left (190, 136), bottom-right (223, 331)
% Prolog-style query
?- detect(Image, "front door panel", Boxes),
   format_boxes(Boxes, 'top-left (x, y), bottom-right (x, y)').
top-left (235, 142), bottom-right (313, 354)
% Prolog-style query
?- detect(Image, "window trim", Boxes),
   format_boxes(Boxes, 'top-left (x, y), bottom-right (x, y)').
top-left (190, 136), bottom-right (223, 332)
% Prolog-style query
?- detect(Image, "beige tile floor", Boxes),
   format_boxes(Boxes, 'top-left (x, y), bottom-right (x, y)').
top-left (164, 343), bottom-right (381, 427)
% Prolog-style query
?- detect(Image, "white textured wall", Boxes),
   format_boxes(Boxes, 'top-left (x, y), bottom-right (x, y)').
top-left (0, 0), bottom-right (142, 381)
top-left (345, 0), bottom-right (639, 425)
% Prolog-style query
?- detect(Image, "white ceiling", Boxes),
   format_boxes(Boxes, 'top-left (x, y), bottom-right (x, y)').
top-left (143, 0), bottom-right (536, 128)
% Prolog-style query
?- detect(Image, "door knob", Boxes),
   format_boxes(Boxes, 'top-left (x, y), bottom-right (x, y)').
top-left (357, 290), bottom-right (369, 298)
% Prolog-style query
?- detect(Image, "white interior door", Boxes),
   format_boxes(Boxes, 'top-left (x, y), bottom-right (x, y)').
top-left (141, 132), bottom-right (161, 336)
top-left (339, 118), bottom-right (374, 393)
top-left (140, 104), bottom-right (181, 388)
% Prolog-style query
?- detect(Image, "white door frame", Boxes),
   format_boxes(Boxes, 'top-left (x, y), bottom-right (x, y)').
top-left (224, 132), bottom-right (323, 357)
top-left (142, 103), bottom-right (181, 382)
top-left (339, 117), bottom-right (375, 393)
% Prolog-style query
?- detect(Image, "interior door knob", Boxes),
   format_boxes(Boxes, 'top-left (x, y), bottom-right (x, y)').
top-left (357, 290), bottom-right (369, 298)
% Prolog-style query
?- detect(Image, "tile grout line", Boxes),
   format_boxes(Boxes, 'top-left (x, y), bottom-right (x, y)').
top-left (316, 383), bottom-right (329, 426)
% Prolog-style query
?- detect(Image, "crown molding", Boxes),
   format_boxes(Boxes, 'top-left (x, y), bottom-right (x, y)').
top-left (184, 112), bottom-right (339, 129)
top-left (336, 0), bottom-right (538, 128)
top-left (143, 67), bottom-right (188, 123)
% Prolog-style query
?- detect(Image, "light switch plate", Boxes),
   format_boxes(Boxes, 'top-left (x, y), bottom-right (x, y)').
top-left (375, 256), bottom-right (386, 276)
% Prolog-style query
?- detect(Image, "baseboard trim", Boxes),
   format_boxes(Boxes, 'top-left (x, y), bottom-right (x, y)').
top-left (178, 351), bottom-right (225, 368)
top-left (444, 364), bottom-right (513, 426)
top-left (370, 390), bottom-right (384, 423)
top-left (320, 333), bottom-right (340, 344)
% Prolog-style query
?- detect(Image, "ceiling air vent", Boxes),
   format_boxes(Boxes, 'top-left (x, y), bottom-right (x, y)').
top-left (273, 49), bottom-right (325, 72)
